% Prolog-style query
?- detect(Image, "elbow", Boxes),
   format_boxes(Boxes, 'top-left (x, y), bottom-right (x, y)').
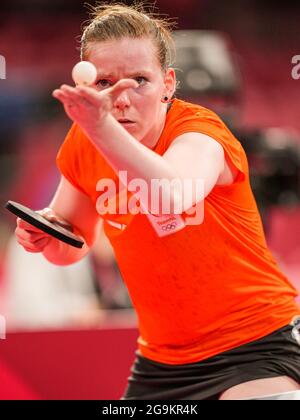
top-left (171, 181), bottom-right (205, 214)
top-left (149, 180), bottom-right (205, 215)
top-left (170, 192), bottom-right (185, 214)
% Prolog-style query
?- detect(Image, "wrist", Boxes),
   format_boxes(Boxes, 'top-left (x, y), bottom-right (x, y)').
top-left (83, 112), bottom-right (112, 141)
top-left (83, 113), bottom-right (123, 152)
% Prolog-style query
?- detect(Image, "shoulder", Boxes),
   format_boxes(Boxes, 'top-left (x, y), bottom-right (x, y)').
top-left (165, 100), bottom-right (245, 186)
top-left (167, 131), bottom-right (236, 186)
top-left (167, 98), bottom-right (214, 121)
top-left (162, 99), bottom-right (230, 146)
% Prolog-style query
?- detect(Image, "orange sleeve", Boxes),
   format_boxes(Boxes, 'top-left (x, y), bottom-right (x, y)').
top-left (165, 107), bottom-right (247, 183)
top-left (56, 123), bottom-right (90, 196)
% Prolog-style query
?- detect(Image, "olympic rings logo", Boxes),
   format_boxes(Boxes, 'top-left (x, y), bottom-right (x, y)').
top-left (161, 222), bottom-right (177, 231)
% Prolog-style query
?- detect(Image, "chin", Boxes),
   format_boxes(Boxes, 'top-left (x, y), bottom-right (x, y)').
top-left (126, 127), bottom-right (143, 141)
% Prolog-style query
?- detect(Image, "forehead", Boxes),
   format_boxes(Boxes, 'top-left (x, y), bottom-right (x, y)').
top-left (87, 37), bottom-right (161, 74)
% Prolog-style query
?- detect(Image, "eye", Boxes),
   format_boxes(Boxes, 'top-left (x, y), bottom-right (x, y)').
top-left (134, 76), bottom-right (148, 85)
top-left (95, 79), bottom-right (112, 90)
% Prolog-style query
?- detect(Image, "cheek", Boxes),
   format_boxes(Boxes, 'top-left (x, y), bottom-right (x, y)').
top-left (137, 81), bottom-right (163, 100)
top-left (137, 102), bottom-right (161, 128)
top-left (134, 88), bottom-right (162, 116)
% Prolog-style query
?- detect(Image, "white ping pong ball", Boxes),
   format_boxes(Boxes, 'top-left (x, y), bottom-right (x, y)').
top-left (72, 61), bottom-right (97, 86)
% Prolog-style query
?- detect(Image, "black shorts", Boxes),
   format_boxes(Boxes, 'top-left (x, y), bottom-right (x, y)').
top-left (122, 324), bottom-right (300, 400)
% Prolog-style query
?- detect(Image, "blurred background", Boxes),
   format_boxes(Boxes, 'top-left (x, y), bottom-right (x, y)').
top-left (0, 0), bottom-right (300, 399)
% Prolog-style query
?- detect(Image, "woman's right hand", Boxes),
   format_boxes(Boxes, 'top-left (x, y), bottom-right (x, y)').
top-left (15, 208), bottom-right (71, 253)
top-left (52, 79), bottom-right (138, 140)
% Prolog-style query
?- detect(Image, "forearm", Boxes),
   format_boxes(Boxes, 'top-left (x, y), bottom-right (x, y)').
top-left (85, 114), bottom-right (182, 210)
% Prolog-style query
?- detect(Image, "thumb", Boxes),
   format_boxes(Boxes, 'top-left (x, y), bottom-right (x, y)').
top-left (37, 208), bottom-right (73, 231)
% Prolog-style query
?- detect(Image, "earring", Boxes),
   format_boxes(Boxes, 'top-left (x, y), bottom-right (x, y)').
top-left (161, 96), bottom-right (169, 103)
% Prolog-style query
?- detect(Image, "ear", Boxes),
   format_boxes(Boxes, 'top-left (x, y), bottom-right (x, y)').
top-left (163, 68), bottom-right (176, 99)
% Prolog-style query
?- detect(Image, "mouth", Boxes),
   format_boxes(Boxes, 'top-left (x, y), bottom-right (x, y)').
top-left (117, 118), bottom-right (135, 127)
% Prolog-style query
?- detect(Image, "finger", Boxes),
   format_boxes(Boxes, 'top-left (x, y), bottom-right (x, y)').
top-left (108, 79), bottom-right (139, 102)
top-left (15, 227), bottom-right (49, 243)
top-left (76, 80), bottom-right (138, 107)
top-left (56, 84), bottom-right (80, 97)
top-left (52, 89), bottom-right (69, 101)
top-left (53, 88), bottom-right (79, 106)
top-left (18, 235), bottom-right (50, 250)
top-left (53, 89), bottom-right (76, 104)
top-left (36, 207), bottom-right (55, 217)
top-left (22, 240), bottom-right (49, 253)
top-left (22, 246), bottom-right (42, 254)
top-left (30, 236), bottom-right (51, 249)
top-left (16, 230), bottom-right (49, 243)
top-left (44, 217), bottom-right (73, 232)
top-left (75, 85), bottom-right (103, 107)
top-left (52, 90), bottom-right (77, 109)
top-left (17, 218), bottom-right (44, 234)
top-left (37, 209), bottom-right (73, 230)
top-left (17, 218), bottom-right (43, 233)
top-left (60, 85), bottom-right (92, 106)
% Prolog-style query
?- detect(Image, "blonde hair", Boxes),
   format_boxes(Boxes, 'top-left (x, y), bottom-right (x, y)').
top-left (81, 2), bottom-right (176, 71)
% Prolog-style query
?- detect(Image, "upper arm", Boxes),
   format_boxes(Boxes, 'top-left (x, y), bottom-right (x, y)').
top-left (163, 132), bottom-right (225, 198)
top-left (49, 175), bottom-right (101, 247)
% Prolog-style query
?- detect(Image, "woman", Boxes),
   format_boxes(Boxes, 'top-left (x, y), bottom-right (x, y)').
top-left (15, 3), bottom-right (300, 400)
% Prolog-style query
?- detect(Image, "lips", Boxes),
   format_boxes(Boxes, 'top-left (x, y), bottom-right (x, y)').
top-left (117, 118), bottom-right (136, 130)
top-left (118, 118), bottom-right (134, 124)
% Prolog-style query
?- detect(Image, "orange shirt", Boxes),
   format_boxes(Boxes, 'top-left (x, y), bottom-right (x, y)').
top-left (57, 99), bottom-right (300, 364)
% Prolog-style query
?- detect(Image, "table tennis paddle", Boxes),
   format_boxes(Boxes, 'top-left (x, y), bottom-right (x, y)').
top-left (5, 200), bottom-right (84, 248)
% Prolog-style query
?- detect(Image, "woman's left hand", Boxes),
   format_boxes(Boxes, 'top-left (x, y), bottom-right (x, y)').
top-left (52, 79), bottom-right (138, 136)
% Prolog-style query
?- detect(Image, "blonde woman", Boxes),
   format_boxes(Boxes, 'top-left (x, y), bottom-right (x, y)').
top-left (15, 3), bottom-right (300, 400)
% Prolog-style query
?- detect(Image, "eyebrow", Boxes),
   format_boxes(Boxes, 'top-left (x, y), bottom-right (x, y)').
top-left (96, 70), bottom-right (152, 79)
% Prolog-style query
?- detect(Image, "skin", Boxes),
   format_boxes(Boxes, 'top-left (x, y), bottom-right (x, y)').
top-left (14, 35), bottom-right (299, 396)
top-left (77, 37), bottom-right (175, 149)
top-left (16, 36), bottom-right (228, 261)
top-left (219, 376), bottom-right (300, 400)
top-left (51, 37), bottom-right (228, 205)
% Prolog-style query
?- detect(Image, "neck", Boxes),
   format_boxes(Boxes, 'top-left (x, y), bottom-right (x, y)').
top-left (141, 103), bottom-right (169, 149)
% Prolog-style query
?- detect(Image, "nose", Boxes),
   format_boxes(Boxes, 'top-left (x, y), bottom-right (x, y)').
top-left (113, 90), bottom-right (130, 111)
